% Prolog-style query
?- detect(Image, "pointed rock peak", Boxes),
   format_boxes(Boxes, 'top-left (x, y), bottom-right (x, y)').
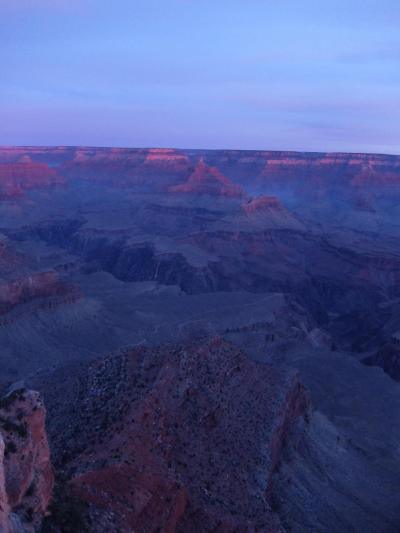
top-left (196, 158), bottom-right (207, 171)
top-left (191, 158), bottom-right (229, 183)
top-left (169, 159), bottom-right (246, 198)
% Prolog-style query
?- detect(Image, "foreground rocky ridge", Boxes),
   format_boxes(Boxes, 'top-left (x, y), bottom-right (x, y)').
top-left (33, 338), bottom-right (309, 532)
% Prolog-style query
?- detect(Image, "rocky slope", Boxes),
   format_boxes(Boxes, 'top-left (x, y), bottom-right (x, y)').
top-left (0, 388), bottom-right (53, 532)
top-left (0, 272), bottom-right (78, 316)
top-left (272, 345), bottom-right (400, 532)
top-left (33, 338), bottom-right (309, 532)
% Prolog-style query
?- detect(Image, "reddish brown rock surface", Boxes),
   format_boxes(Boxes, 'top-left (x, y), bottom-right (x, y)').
top-left (0, 389), bottom-right (53, 531)
top-left (0, 271), bottom-right (80, 320)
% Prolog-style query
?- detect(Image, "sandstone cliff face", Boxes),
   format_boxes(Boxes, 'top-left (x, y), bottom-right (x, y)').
top-left (0, 389), bottom-right (53, 532)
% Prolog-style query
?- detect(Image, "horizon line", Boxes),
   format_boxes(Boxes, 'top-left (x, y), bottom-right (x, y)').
top-left (1, 144), bottom-right (400, 158)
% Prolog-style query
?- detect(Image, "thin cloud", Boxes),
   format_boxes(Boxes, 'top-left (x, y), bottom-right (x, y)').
top-left (0, 0), bottom-right (89, 12)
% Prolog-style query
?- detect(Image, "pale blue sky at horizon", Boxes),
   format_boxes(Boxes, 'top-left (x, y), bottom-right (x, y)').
top-left (1, 0), bottom-right (399, 154)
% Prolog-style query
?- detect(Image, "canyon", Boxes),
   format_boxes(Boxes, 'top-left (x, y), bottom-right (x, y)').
top-left (0, 146), bottom-right (400, 531)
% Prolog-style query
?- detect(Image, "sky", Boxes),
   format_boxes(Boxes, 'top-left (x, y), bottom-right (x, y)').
top-left (1, 0), bottom-right (399, 154)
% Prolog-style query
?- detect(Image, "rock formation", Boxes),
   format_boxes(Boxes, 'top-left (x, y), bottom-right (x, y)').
top-left (240, 194), bottom-right (305, 230)
top-left (169, 159), bottom-right (246, 198)
top-left (0, 389), bottom-right (53, 531)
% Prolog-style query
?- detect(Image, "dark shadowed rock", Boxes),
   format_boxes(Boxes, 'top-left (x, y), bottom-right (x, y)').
top-left (363, 332), bottom-right (400, 381)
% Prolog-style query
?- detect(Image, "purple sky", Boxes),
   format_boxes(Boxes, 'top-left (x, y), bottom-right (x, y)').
top-left (1, 0), bottom-right (399, 154)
